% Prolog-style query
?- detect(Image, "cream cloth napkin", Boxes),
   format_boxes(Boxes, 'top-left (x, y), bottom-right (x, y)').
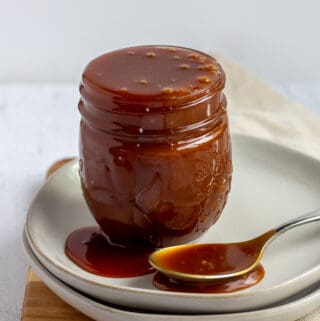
top-left (216, 55), bottom-right (320, 321)
top-left (217, 55), bottom-right (320, 161)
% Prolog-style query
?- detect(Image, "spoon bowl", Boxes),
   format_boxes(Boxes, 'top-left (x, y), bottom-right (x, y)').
top-left (149, 209), bottom-right (320, 283)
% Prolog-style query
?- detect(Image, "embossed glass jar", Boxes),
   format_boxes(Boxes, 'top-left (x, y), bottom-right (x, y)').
top-left (78, 45), bottom-right (232, 247)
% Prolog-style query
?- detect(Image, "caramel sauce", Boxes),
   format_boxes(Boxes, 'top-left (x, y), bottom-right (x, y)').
top-left (42, 46), bottom-right (253, 292)
top-left (153, 265), bottom-right (265, 293)
top-left (65, 227), bottom-right (155, 277)
top-left (82, 46), bottom-right (222, 98)
top-left (64, 226), bottom-right (266, 290)
top-left (150, 232), bottom-right (274, 292)
top-left (151, 231), bottom-right (274, 276)
top-left (79, 45), bottom-right (232, 247)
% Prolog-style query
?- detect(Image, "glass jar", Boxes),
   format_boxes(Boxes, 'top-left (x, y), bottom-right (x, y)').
top-left (78, 45), bottom-right (232, 247)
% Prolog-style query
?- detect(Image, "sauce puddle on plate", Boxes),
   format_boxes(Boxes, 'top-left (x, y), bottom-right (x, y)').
top-left (65, 227), bottom-right (156, 277)
top-left (65, 226), bottom-right (265, 291)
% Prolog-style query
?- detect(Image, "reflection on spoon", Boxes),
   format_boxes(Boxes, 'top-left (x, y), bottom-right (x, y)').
top-left (149, 209), bottom-right (320, 283)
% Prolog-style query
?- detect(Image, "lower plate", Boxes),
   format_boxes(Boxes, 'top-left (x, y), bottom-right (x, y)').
top-left (23, 230), bottom-right (320, 321)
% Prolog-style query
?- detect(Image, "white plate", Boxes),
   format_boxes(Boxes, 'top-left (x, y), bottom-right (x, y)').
top-left (25, 134), bottom-right (320, 313)
top-left (23, 230), bottom-right (320, 321)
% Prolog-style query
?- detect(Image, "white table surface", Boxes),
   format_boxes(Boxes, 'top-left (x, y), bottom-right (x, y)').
top-left (0, 83), bottom-right (319, 321)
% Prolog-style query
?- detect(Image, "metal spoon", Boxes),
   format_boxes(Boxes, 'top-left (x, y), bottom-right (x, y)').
top-left (149, 209), bottom-right (320, 283)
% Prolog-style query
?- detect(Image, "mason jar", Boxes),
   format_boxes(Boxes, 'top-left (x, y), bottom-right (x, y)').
top-left (78, 45), bottom-right (232, 248)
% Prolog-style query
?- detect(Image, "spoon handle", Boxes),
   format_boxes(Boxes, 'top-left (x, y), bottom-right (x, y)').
top-left (274, 208), bottom-right (320, 236)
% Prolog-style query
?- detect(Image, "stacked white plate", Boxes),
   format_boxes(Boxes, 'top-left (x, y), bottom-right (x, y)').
top-left (24, 135), bottom-right (320, 321)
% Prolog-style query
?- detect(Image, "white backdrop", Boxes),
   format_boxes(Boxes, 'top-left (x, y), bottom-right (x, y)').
top-left (1, 0), bottom-right (319, 83)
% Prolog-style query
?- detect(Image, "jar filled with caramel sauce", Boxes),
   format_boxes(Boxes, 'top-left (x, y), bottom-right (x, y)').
top-left (79, 45), bottom-right (232, 247)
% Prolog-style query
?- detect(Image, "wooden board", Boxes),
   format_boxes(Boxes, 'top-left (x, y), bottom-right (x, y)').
top-left (21, 269), bottom-right (92, 321)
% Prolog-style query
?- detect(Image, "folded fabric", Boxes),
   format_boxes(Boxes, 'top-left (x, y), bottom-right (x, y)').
top-left (216, 54), bottom-right (320, 161)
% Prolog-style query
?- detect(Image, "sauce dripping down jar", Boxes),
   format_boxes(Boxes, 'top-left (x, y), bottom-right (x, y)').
top-left (78, 45), bottom-right (232, 248)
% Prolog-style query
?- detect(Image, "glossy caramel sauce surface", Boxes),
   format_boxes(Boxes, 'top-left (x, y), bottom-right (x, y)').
top-left (82, 45), bottom-right (224, 101)
top-left (65, 227), bottom-right (155, 277)
top-left (79, 45), bottom-right (232, 247)
top-left (152, 231), bottom-right (274, 275)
